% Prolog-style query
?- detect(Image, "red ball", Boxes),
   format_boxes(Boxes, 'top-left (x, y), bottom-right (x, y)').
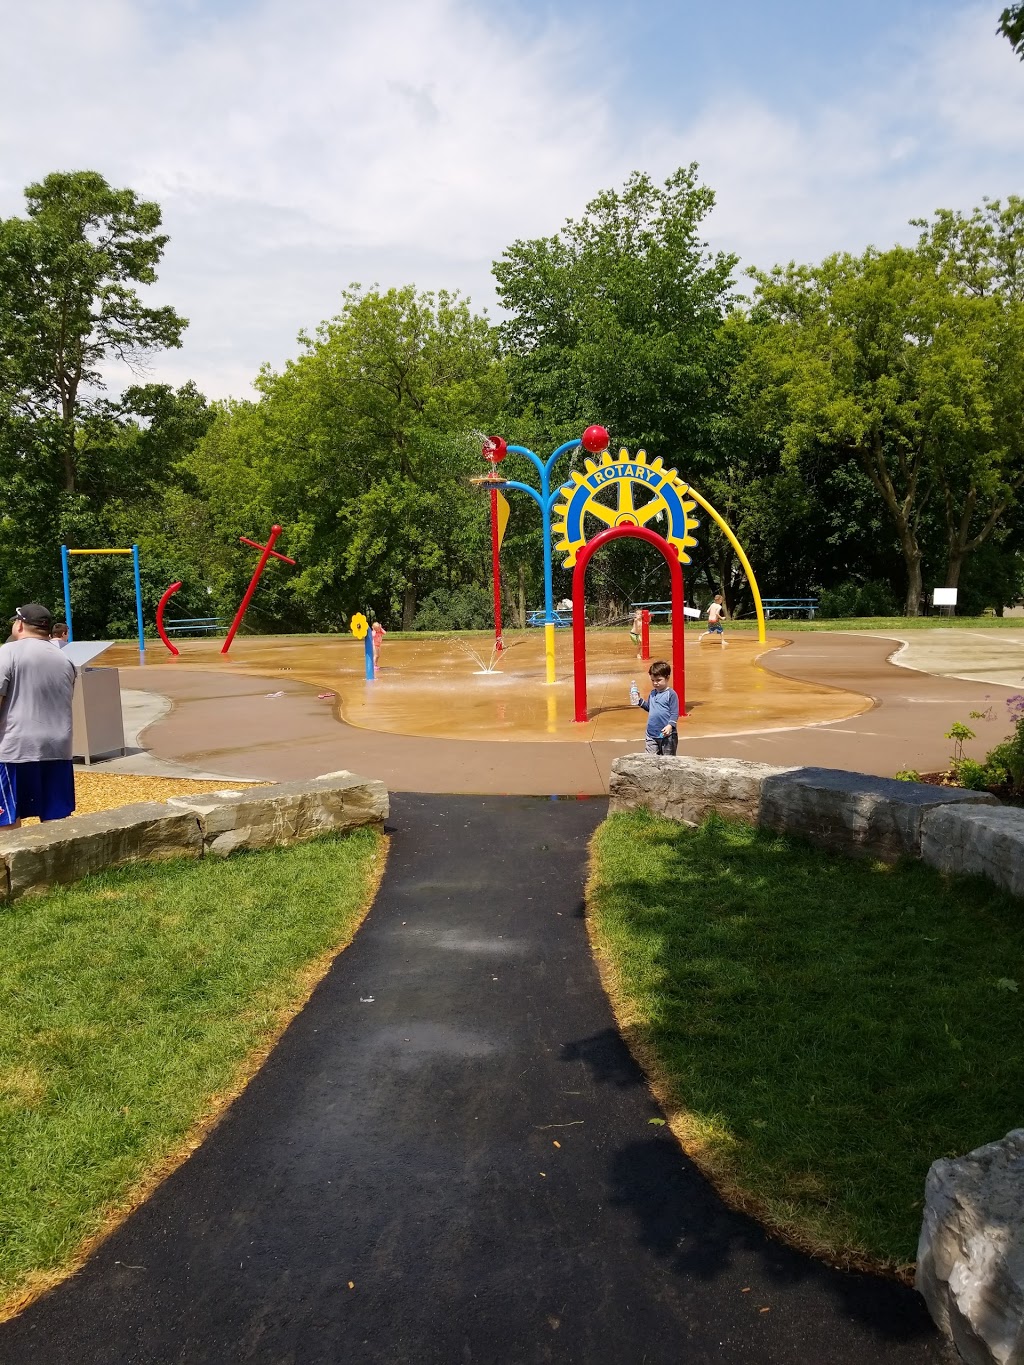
top-left (482, 435), bottom-right (507, 463)
top-left (581, 424), bottom-right (609, 454)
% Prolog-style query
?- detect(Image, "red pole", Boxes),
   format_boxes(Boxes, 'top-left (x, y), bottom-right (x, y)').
top-left (156, 581), bottom-right (182, 657)
top-left (640, 609), bottom-right (651, 660)
top-left (572, 526), bottom-right (686, 724)
top-left (490, 487), bottom-right (503, 652)
top-left (572, 559), bottom-right (588, 723)
top-left (222, 525), bottom-right (296, 655)
top-left (677, 573), bottom-right (686, 718)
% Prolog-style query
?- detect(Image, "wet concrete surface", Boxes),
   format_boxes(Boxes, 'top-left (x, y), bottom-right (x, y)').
top-left (0, 796), bottom-right (948, 1364)
top-left (97, 632), bottom-right (1019, 793)
top-left (103, 630), bottom-right (868, 744)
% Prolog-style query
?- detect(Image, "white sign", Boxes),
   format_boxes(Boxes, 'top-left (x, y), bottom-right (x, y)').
top-left (683, 606), bottom-right (701, 619)
top-left (932, 588), bottom-right (958, 607)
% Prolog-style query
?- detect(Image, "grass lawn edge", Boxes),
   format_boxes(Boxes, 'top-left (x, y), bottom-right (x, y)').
top-left (0, 831), bottom-right (389, 1324)
top-left (582, 825), bottom-right (917, 1286)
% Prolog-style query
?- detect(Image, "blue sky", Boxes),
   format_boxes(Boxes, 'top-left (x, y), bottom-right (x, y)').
top-left (0, 0), bottom-right (1020, 399)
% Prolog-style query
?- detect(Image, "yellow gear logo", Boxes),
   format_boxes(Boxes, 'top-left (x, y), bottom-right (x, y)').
top-left (552, 448), bottom-right (700, 568)
top-left (349, 612), bottom-right (369, 640)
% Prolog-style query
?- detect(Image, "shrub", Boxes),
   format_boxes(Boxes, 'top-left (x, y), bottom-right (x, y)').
top-left (953, 758), bottom-right (989, 791)
top-left (894, 769), bottom-right (921, 782)
top-left (413, 582), bottom-right (493, 632)
top-left (817, 580), bottom-right (900, 619)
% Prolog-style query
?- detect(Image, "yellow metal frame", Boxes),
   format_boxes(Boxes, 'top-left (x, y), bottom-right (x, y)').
top-left (544, 622), bottom-right (556, 684)
top-left (684, 485), bottom-right (766, 643)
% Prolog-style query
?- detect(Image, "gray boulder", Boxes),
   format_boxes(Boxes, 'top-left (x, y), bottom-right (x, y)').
top-left (0, 802), bottom-right (202, 900)
top-left (167, 769), bottom-right (388, 857)
top-left (917, 1129), bottom-right (1024, 1365)
top-left (921, 806), bottom-right (1024, 900)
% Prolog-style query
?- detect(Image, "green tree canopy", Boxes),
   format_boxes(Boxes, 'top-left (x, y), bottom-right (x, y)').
top-left (183, 286), bottom-right (506, 629)
top-left (0, 171), bottom-right (186, 494)
top-left (493, 166), bottom-right (737, 465)
top-left (999, 4), bottom-right (1024, 58)
top-left (745, 209), bottom-right (1024, 614)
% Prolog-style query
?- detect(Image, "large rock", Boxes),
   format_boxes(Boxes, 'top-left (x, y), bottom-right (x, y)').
top-left (916, 1129), bottom-right (1024, 1365)
top-left (609, 755), bottom-right (996, 861)
top-left (921, 806), bottom-right (1024, 900)
top-left (759, 766), bottom-right (997, 862)
top-left (608, 754), bottom-right (794, 825)
top-left (0, 802), bottom-right (202, 900)
top-left (167, 769), bottom-right (388, 857)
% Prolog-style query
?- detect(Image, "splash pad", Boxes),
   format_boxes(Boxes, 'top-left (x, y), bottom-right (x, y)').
top-left (105, 629), bottom-right (870, 744)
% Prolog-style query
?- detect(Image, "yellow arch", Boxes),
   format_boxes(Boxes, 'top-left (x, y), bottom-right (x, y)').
top-left (685, 485), bottom-right (766, 644)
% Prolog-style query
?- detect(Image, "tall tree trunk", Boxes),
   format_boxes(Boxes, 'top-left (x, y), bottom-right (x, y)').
top-left (402, 584), bottom-right (417, 631)
top-left (903, 545), bottom-right (923, 616)
top-left (517, 563), bottom-right (526, 629)
top-left (944, 553), bottom-right (965, 592)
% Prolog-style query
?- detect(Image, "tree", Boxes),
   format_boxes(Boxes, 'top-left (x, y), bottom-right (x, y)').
top-left (999, 4), bottom-right (1024, 58)
top-left (913, 199), bottom-right (1024, 590)
top-left (747, 230), bottom-right (1024, 615)
top-left (183, 287), bottom-right (506, 630)
top-left (493, 166), bottom-right (737, 464)
top-left (0, 170), bottom-right (186, 496)
top-left (493, 167), bottom-right (738, 619)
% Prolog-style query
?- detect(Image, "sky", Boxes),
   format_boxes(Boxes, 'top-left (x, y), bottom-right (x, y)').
top-left (0, 0), bottom-right (1021, 401)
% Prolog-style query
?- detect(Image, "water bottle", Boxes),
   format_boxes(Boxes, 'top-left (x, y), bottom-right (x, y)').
top-left (630, 679), bottom-right (640, 706)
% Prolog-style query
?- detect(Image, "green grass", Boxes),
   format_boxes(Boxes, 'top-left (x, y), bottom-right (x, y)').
top-left (0, 829), bottom-right (383, 1308)
top-left (588, 809), bottom-right (1024, 1272)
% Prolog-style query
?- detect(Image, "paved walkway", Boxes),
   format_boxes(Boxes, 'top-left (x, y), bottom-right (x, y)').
top-left (104, 632), bottom-right (1017, 793)
top-left (0, 797), bottom-right (946, 1365)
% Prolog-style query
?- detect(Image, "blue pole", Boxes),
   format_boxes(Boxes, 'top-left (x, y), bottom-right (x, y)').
top-left (132, 544), bottom-right (145, 665)
top-left (61, 545), bottom-right (73, 642)
top-left (364, 632), bottom-right (375, 681)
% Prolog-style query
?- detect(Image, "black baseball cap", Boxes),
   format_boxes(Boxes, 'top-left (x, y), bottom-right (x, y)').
top-left (9, 604), bottom-right (53, 628)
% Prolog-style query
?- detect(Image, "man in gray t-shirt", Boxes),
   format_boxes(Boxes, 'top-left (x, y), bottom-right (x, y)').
top-left (0, 604), bottom-right (77, 826)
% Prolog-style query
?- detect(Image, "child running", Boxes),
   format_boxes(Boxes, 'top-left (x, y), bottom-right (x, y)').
top-left (631, 659), bottom-right (679, 755)
top-left (698, 593), bottom-right (728, 646)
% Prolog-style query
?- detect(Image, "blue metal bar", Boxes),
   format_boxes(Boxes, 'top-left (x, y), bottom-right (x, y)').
top-left (132, 544), bottom-right (145, 664)
top-left (504, 439), bottom-right (582, 626)
top-left (61, 544), bottom-right (73, 642)
top-left (495, 479), bottom-right (545, 512)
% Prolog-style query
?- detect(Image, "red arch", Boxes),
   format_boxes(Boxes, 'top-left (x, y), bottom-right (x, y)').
top-left (572, 526), bottom-right (686, 724)
top-left (156, 581), bottom-right (183, 657)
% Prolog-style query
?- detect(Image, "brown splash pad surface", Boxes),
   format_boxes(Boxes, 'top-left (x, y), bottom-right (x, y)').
top-left (99, 633), bottom-right (1018, 794)
top-left (104, 630), bottom-right (869, 743)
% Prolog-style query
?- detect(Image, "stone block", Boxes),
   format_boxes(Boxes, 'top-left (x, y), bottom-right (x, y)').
top-left (759, 767), bottom-right (997, 862)
top-left (921, 805), bottom-right (1024, 900)
top-left (0, 802), bottom-right (202, 900)
top-left (608, 754), bottom-right (795, 825)
top-left (916, 1129), bottom-right (1024, 1365)
top-left (166, 769), bottom-right (388, 857)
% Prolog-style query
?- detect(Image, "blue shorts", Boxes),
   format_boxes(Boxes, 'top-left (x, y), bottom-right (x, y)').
top-left (707, 623), bottom-right (724, 634)
top-left (0, 760), bottom-right (76, 826)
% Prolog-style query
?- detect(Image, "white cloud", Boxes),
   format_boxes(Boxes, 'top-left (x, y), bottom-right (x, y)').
top-left (654, 4), bottom-right (1024, 275)
top-left (0, 0), bottom-right (1021, 399)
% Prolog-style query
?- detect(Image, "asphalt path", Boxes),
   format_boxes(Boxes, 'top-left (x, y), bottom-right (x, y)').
top-left (0, 796), bottom-right (949, 1364)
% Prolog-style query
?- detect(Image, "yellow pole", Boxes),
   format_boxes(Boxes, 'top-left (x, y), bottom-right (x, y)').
top-left (685, 486), bottom-right (766, 644)
top-left (544, 622), bottom-right (556, 684)
top-left (68, 548), bottom-right (133, 555)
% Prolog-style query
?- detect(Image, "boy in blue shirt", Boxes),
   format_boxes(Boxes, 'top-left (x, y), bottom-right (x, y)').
top-left (632, 659), bottom-right (679, 755)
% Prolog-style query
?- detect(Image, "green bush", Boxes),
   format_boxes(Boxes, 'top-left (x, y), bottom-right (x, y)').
top-left (817, 580), bottom-right (900, 619)
top-left (413, 581), bottom-right (493, 632)
top-left (953, 758), bottom-right (989, 791)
